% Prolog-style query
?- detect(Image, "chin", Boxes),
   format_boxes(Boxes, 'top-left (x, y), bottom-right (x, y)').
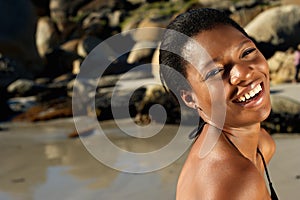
top-left (261, 105), bottom-right (271, 122)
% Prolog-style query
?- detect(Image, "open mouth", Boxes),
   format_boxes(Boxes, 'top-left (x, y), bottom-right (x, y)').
top-left (234, 83), bottom-right (263, 104)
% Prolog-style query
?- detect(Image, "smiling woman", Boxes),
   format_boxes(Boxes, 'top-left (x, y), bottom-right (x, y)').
top-left (159, 8), bottom-right (278, 200)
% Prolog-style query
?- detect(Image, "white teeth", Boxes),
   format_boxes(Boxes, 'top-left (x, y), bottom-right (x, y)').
top-left (239, 96), bottom-right (246, 102)
top-left (249, 91), bottom-right (255, 97)
top-left (245, 93), bottom-right (251, 99)
top-left (237, 84), bottom-right (262, 102)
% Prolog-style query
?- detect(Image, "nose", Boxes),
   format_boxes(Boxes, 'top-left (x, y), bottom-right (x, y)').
top-left (229, 64), bottom-right (254, 86)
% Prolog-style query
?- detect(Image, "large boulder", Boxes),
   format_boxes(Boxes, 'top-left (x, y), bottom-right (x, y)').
top-left (245, 5), bottom-right (300, 58)
top-left (267, 49), bottom-right (295, 83)
top-left (127, 17), bottom-right (168, 64)
top-left (0, 0), bottom-right (42, 76)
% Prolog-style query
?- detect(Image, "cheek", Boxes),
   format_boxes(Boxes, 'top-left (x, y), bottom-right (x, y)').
top-left (257, 54), bottom-right (270, 74)
top-left (196, 83), bottom-right (227, 113)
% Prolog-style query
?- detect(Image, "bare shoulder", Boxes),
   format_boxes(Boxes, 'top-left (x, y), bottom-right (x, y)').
top-left (203, 158), bottom-right (270, 200)
top-left (177, 149), bottom-right (269, 200)
top-left (259, 128), bottom-right (276, 163)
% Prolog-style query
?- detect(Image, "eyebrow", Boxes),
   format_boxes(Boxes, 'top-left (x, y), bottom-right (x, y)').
top-left (202, 39), bottom-right (253, 68)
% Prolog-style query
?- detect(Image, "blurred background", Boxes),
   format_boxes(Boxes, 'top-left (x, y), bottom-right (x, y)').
top-left (0, 0), bottom-right (300, 199)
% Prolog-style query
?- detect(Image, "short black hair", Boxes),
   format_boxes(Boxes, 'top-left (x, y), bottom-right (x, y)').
top-left (159, 8), bottom-right (249, 94)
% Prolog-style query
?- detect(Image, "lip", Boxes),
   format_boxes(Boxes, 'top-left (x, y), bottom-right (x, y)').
top-left (233, 82), bottom-right (265, 108)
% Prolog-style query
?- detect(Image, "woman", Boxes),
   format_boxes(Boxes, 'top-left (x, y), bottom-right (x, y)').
top-left (159, 8), bottom-right (278, 199)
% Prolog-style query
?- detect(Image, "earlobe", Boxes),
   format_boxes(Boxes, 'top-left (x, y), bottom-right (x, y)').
top-left (180, 90), bottom-right (196, 109)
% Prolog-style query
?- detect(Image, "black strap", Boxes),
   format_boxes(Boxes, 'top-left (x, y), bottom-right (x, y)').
top-left (257, 149), bottom-right (279, 200)
top-left (188, 120), bottom-right (206, 139)
top-left (222, 132), bottom-right (279, 200)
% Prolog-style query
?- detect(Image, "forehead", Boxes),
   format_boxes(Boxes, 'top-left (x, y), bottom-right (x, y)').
top-left (192, 24), bottom-right (249, 54)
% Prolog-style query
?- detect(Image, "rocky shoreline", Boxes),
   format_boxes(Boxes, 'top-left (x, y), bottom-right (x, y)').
top-left (1, 0), bottom-right (300, 134)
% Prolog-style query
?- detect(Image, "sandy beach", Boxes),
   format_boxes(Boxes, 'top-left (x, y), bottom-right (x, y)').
top-left (0, 115), bottom-right (299, 200)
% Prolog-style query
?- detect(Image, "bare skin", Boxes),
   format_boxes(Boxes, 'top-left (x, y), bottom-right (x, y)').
top-left (177, 25), bottom-right (276, 199)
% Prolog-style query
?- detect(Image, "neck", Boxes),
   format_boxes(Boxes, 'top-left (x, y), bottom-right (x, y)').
top-left (223, 123), bottom-right (260, 163)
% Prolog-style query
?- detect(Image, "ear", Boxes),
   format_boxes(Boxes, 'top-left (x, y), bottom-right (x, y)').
top-left (180, 90), bottom-right (197, 109)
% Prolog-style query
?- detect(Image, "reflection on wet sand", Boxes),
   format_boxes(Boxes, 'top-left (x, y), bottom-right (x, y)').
top-left (0, 118), bottom-right (188, 200)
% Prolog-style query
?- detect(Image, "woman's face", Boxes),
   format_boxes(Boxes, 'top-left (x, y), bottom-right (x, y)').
top-left (182, 24), bottom-right (271, 128)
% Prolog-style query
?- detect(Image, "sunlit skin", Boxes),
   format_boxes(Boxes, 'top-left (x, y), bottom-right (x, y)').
top-left (178, 25), bottom-right (276, 199)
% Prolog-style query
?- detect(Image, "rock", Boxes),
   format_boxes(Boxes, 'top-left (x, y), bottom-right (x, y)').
top-left (107, 10), bottom-right (124, 28)
top-left (230, 6), bottom-right (264, 27)
top-left (60, 39), bottom-right (80, 54)
top-left (72, 59), bottom-right (82, 75)
top-left (127, 41), bottom-right (157, 64)
top-left (77, 0), bottom-right (119, 14)
top-left (7, 96), bottom-right (37, 113)
top-left (270, 95), bottom-right (300, 115)
top-left (52, 73), bottom-right (75, 85)
top-left (0, 55), bottom-right (37, 119)
top-left (199, 0), bottom-right (233, 10)
top-left (245, 5), bottom-right (300, 58)
top-left (0, 0), bottom-right (42, 76)
top-left (67, 0), bottom-right (93, 16)
top-left (151, 43), bottom-right (160, 81)
top-left (134, 84), bottom-right (198, 125)
top-left (35, 77), bottom-right (51, 85)
top-left (121, 15), bottom-right (141, 32)
top-left (31, 0), bottom-right (50, 16)
top-left (0, 55), bottom-right (17, 120)
top-left (263, 95), bottom-right (300, 133)
top-left (49, 0), bottom-right (78, 37)
top-left (0, 56), bottom-right (39, 120)
top-left (36, 16), bottom-right (61, 57)
top-left (0, 55), bottom-right (22, 89)
top-left (12, 98), bottom-right (72, 122)
top-left (60, 39), bottom-right (81, 74)
top-left (126, 0), bottom-right (146, 5)
top-left (121, 0), bottom-right (193, 32)
top-left (267, 49), bottom-right (295, 83)
top-left (43, 48), bottom-right (80, 78)
top-left (133, 17), bottom-right (169, 42)
top-left (76, 35), bottom-right (127, 75)
top-left (282, 0), bottom-right (300, 5)
top-left (82, 11), bottom-right (112, 39)
top-left (49, 0), bottom-right (70, 32)
top-left (7, 79), bottom-right (37, 96)
top-left (77, 36), bottom-right (102, 57)
top-left (127, 17), bottom-right (168, 64)
top-left (67, 74), bottom-right (118, 97)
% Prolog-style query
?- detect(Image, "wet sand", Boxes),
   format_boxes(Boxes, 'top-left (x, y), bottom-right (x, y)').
top-left (0, 117), bottom-right (299, 200)
top-left (0, 117), bottom-right (187, 200)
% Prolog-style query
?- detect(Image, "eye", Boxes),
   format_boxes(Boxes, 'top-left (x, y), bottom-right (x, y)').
top-left (204, 67), bottom-right (224, 80)
top-left (241, 48), bottom-right (257, 58)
